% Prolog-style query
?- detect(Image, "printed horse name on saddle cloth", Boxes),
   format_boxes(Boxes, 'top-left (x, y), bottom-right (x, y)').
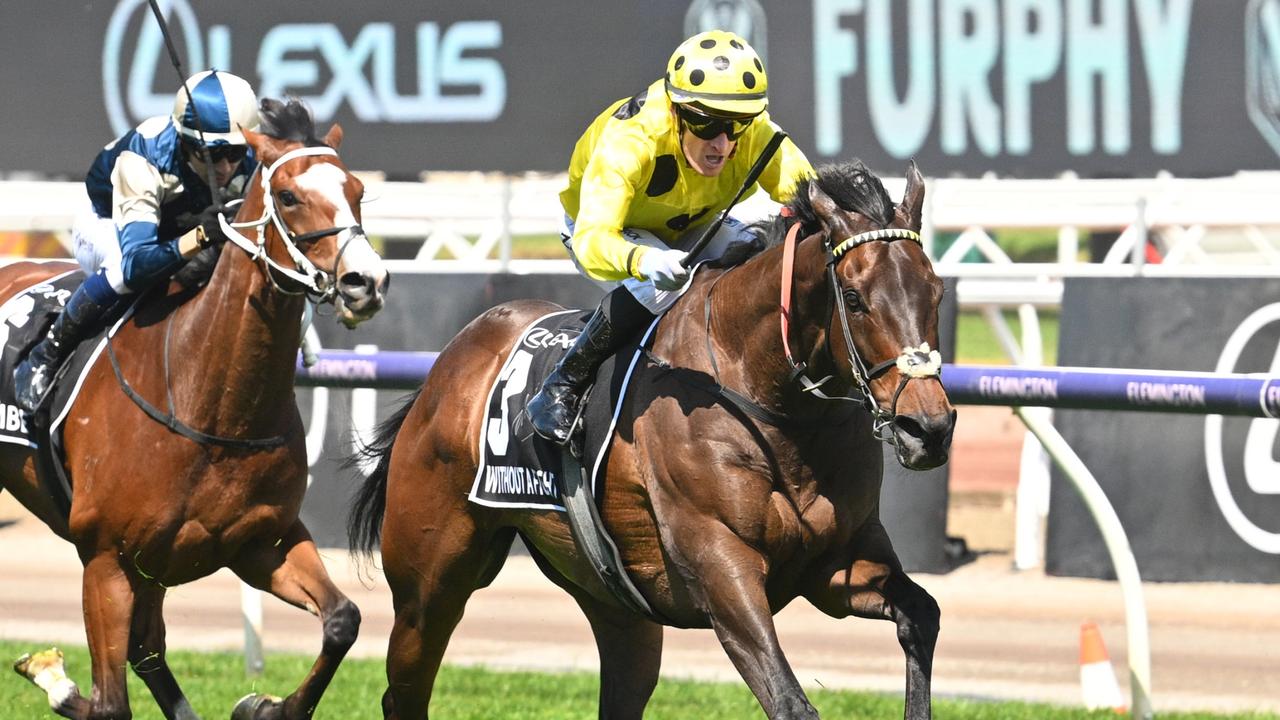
top-left (469, 308), bottom-right (651, 511)
top-left (0, 271), bottom-right (105, 448)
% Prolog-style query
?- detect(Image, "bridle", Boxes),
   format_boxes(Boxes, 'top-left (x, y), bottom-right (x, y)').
top-left (217, 145), bottom-right (364, 304)
top-left (778, 216), bottom-right (942, 443)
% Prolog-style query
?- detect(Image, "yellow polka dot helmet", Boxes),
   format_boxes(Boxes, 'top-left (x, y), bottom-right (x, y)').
top-left (665, 30), bottom-right (767, 118)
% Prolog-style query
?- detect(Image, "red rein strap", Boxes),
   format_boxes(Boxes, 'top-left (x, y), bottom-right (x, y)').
top-left (779, 215), bottom-right (804, 373)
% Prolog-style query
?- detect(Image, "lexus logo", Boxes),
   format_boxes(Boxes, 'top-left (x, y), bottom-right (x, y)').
top-left (103, 0), bottom-right (211, 137)
top-left (1204, 302), bottom-right (1280, 553)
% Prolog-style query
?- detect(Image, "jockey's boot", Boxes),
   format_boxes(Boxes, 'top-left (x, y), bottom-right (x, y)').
top-left (14, 284), bottom-right (112, 413)
top-left (528, 289), bottom-right (654, 444)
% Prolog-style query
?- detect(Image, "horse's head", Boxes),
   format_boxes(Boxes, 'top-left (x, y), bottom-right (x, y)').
top-left (802, 162), bottom-right (955, 470)
top-left (237, 98), bottom-right (389, 327)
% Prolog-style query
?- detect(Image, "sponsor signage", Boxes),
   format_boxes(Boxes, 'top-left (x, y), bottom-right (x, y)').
top-left (1047, 278), bottom-right (1280, 582)
top-left (1, 1), bottom-right (1277, 178)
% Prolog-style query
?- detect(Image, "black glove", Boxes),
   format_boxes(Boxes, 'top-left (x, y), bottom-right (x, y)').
top-left (197, 202), bottom-right (232, 245)
top-left (175, 204), bottom-right (230, 248)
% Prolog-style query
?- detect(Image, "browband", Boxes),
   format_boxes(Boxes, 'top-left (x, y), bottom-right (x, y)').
top-left (829, 228), bottom-right (921, 259)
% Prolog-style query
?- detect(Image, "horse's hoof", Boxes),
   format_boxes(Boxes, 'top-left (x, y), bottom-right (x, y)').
top-left (231, 692), bottom-right (283, 720)
top-left (14, 647), bottom-right (62, 679)
top-left (13, 648), bottom-right (79, 711)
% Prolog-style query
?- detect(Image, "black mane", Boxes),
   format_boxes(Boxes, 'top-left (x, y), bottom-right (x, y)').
top-left (716, 160), bottom-right (895, 267)
top-left (257, 98), bottom-right (326, 147)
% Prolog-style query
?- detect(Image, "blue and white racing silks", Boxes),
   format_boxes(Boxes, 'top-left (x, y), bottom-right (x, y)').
top-left (84, 116), bottom-right (257, 291)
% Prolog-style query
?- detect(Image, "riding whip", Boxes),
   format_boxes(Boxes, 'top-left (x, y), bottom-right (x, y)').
top-left (679, 130), bottom-right (787, 268)
top-left (145, 0), bottom-right (224, 209)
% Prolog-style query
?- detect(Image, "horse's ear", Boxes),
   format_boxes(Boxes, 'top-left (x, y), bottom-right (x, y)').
top-left (242, 127), bottom-right (270, 162)
top-left (896, 160), bottom-right (925, 232)
top-left (807, 180), bottom-right (839, 225)
top-left (323, 123), bottom-right (344, 150)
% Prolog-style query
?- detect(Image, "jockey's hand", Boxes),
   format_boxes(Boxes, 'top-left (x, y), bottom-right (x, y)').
top-left (191, 204), bottom-right (229, 247)
top-left (639, 248), bottom-right (690, 291)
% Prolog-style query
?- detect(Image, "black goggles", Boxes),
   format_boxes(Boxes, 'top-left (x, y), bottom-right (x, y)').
top-left (186, 142), bottom-right (248, 164)
top-left (676, 106), bottom-right (756, 141)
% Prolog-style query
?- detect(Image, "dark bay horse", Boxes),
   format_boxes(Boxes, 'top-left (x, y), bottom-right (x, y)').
top-left (350, 161), bottom-right (954, 719)
top-left (0, 99), bottom-right (388, 720)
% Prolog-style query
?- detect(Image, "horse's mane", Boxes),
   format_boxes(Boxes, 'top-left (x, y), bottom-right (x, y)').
top-left (715, 160), bottom-right (895, 267)
top-left (257, 98), bottom-right (327, 147)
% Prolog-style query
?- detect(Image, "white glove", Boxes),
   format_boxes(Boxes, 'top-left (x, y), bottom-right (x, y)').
top-left (638, 248), bottom-right (690, 291)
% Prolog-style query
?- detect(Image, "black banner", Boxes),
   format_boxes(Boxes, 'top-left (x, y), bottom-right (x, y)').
top-left (1047, 277), bottom-right (1280, 583)
top-left (2, 1), bottom-right (1278, 179)
top-left (295, 272), bottom-right (957, 573)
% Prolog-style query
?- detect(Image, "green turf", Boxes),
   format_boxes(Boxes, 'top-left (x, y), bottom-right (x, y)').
top-left (1, 640), bottom-right (1273, 719)
top-left (954, 309), bottom-right (1059, 366)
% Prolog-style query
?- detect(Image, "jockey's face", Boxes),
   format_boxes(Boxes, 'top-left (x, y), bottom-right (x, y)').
top-left (184, 144), bottom-right (246, 189)
top-left (674, 105), bottom-right (752, 177)
top-left (679, 122), bottom-right (736, 177)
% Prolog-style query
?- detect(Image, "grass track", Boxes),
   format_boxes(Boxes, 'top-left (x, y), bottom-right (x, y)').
top-left (1, 641), bottom-right (1274, 720)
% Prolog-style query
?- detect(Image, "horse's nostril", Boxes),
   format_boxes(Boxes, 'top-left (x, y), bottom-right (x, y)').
top-left (340, 272), bottom-right (372, 294)
top-left (893, 412), bottom-right (955, 444)
top-left (893, 415), bottom-right (928, 442)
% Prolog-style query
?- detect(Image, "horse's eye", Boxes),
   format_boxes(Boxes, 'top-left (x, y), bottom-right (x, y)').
top-left (277, 190), bottom-right (299, 207)
top-left (842, 287), bottom-right (866, 312)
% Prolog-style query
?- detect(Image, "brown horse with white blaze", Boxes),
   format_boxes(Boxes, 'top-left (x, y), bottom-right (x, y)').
top-left (350, 161), bottom-right (953, 719)
top-left (0, 99), bottom-right (388, 720)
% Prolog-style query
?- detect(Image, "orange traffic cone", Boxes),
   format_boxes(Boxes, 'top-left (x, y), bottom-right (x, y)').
top-left (1079, 621), bottom-right (1126, 712)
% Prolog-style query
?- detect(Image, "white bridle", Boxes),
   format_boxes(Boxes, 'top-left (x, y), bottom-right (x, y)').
top-left (216, 145), bottom-right (357, 299)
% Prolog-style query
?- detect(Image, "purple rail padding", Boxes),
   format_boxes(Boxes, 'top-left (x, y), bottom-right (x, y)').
top-left (295, 350), bottom-right (437, 390)
top-left (295, 351), bottom-right (1280, 418)
top-left (941, 365), bottom-right (1280, 418)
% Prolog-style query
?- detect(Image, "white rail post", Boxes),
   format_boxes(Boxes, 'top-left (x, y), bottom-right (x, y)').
top-left (241, 581), bottom-right (265, 677)
top-left (1014, 407), bottom-right (1154, 719)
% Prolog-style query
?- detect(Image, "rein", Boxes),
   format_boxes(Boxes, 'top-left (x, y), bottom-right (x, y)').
top-left (104, 305), bottom-right (286, 449)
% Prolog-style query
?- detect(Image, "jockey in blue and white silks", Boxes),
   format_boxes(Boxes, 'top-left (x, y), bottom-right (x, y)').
top-left (14, 69), bottom-right (261, 413)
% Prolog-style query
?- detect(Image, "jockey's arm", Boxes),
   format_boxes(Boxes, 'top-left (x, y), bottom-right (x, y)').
top-left (569, 134), bottom-right (653, 283)
top-left (110, 152), bottom-right (187, 290)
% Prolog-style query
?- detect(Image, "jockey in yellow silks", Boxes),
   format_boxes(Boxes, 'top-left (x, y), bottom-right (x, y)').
top-left (528, 30), bottom-right (815, 444)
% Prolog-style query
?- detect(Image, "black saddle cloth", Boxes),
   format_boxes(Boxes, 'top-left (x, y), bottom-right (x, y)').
top-left (469, 308), bottom-right (657, 511)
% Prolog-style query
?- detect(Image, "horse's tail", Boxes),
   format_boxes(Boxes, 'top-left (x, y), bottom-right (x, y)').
top-left (345, 388), bottom-right (421, 560)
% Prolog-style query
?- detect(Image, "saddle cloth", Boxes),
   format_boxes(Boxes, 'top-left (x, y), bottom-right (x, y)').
top-left (469, 308), bottom-right (657, 511)
top-left (0, 270), bottom-right (112, 450)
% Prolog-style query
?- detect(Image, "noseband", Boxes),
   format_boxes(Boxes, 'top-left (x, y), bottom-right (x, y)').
top-left (780, 220), bottom-right (942, 444)
top-left (219, 145), bottom-right (364, 304)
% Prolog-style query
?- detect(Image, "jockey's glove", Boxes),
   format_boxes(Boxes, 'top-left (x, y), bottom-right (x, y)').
top-left (176, 205), bottom-right (231, 258)
top-left (639, 248), bottom-right (690, 291)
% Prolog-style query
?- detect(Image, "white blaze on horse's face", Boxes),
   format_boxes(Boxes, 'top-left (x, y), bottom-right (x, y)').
top-left (294, 162), bottom-right (389, 327)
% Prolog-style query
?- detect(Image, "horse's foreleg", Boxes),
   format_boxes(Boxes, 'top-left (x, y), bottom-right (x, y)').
top-left (230, 522), bottom-right (359, 720)
top-left (805, 519), bottom-right (938, 720)
top-left (669, 531), bottom-right (818, 720)
top-left (128, 586), bottom-right (200, 720)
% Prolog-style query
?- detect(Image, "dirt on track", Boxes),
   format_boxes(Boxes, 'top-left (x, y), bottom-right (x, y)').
top-left (2, 406), bottom-right (1277, 715)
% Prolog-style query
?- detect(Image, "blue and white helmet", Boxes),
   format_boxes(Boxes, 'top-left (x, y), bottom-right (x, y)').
top-left (171, 70), bottom-right (260, 147)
